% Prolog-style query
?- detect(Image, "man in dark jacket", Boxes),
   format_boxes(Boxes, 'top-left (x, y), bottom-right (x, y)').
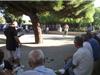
top-left (4, 21), bottom-right (21, 61)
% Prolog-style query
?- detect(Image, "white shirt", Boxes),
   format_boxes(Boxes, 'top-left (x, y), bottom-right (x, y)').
top-left (22, 66), bottom-right (56, 75)
top-left (73, 47), bottom-right (93, 75)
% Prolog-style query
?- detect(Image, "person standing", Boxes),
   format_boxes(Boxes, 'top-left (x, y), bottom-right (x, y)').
top-left (45, 26), bottom-right (49, 34)
top-left (63, 24), bottom-right (69, 36)
top-left (87, 24), bottom-right (94, 33)
top-left (4, 20), bottom-right (21, 61)
top-left (58, 24), bottom-right (62, 32)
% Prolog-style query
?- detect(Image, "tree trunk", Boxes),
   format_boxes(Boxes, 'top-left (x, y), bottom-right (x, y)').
top-left (29, 14), bottom-right (43, 44)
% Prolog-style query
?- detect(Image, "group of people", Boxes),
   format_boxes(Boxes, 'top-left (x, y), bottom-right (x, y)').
top-left (61, 31), bottom-right (100, 75)
top-left (0, 49), bottom-right (57, 75)
top-left (42, 24), bottom-right (69, 35)
top-left (0, 21), bottom-right (55, 75)
top-left (0, 20), bottom-right (57, 75)
top-left (0, 20), bottom-right (23, 75)
top-left (0, 20), bottom-right (100, 75)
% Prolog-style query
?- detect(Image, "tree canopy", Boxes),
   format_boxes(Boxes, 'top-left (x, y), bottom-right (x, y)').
top-left (0, 1), bottom-right (95, 19)
top-left (0, 0), bottom-right (95, 43)
top-left (93, 7), bottom-right (100, 29)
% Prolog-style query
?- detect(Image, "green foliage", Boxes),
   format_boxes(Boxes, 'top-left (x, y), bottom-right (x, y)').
top-left (39, 12), bottom-right (60, 24)
top-left (84, 3), bottom-right (95, 23)
top-left (3, 12), bottom-right (16, 23)
top-left (3, 12), bottom-right (25, 25)
top-left (93, 7), bottom-right (100, 29)
top-left (16, 16), bottom-right (23, 25)
top-left (53, 1), bottom-right (64, 11)
top-left (0, 16), bottom-right (6, 24)
top-left (0, 1), bottom-right (95, 27)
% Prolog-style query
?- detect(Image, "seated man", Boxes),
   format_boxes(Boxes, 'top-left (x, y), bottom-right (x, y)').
top-left (72, 36), bottom-right (93, 75)
top-left (22, 49), bottom-right (56, 75)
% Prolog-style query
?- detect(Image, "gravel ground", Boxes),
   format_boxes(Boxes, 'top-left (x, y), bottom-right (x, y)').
top-left (0, 33), bottom-right (100, 75)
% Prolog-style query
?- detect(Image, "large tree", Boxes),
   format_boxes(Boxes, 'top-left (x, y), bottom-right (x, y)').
top-left (0, 1), bottom-right (56, 43)
top-left (0, 1), bottom-right (94, 43)
top-left (93, 7), bottom-right (100, 29)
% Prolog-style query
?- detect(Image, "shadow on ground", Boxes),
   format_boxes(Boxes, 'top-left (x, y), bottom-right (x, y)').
top-left (0, 44), bottom-right (100, 75)
top-left (0, 44), bottom-right (76, 70)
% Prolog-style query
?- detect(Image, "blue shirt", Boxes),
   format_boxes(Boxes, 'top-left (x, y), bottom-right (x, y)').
top-left (88, 38), bottom-right (100, 61)
top-left (22, 66), bottom-right (56, 75)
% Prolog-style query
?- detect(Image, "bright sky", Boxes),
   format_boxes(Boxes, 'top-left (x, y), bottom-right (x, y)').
top-left (94, 0), bottom-right (100, 7)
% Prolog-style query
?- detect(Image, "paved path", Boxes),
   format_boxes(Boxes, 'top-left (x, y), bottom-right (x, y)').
top-left (0, 33), bottom-right (100, 75)
top-left (0, 34), bottom-right (76, 70)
